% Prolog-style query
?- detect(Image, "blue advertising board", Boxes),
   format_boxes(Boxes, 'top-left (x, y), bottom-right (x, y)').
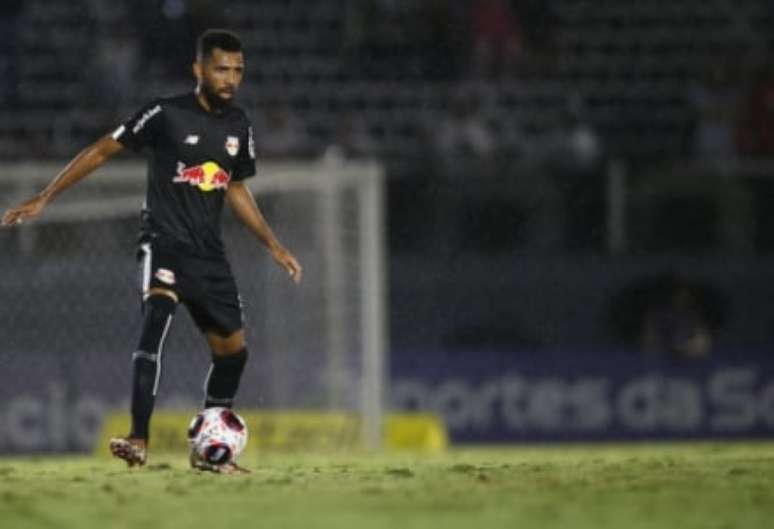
top-left (390, 350), bottom-right (774, 443)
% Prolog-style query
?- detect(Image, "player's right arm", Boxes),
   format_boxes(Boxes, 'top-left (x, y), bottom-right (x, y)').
top-left (1, 135), bottom-right (124, 226)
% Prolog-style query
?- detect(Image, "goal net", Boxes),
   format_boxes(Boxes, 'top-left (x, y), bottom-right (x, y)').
top-left (0, 159), bottom-right (387, 453)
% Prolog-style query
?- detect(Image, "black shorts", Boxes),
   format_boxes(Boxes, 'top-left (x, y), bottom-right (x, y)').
top-left (137, 239), bottom-right (244, 335)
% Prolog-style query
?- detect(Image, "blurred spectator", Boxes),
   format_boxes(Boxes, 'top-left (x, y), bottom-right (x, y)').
top-left (737, 63), bottom-right (774, 157)
top-left (609, 272), bottom-right (726, 360)
top-left (468, 0), bottom-right (524, 79)
top-left (327, 113), bottom-right (376, 159)
top-left (688, 63), bottom-right (741, 161)
top-left (428, 86), bottom-right (498, 258)
top-left (93, 26), bottom-right (141, 111)
top-left (540, 96), bottom-right (605, 251)
top-left (254, 102), bottom-right (314, 159)
top-left (540, 98), bottom-right (602, 173)
top-left (79, 2), bottom-right (141, 132)
top-left (433, 88), bottom-right (496, 173)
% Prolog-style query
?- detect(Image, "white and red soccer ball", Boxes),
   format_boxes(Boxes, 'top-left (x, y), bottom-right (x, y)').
top-left (187, 407), bottom-right (248, 466)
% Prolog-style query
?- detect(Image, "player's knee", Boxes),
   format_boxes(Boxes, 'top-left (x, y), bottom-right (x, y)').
top-left (208, 329), bottom-right (246, 356)
top-left (212, 343), bottom-right (246, 357)
top-left (145, 287), bottom-right (178, 304)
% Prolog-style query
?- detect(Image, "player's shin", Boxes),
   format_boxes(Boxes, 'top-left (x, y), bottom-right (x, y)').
top-left (129, 294), bottom-right (176, 439)
top-left (203, 348), bottom-right (247, 408)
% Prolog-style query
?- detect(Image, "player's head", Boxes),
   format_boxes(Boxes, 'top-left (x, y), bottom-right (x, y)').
top-left (193, 29), bottom-right (244, 111)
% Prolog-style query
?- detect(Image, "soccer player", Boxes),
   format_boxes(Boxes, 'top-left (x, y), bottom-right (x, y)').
top-left (1, 30), bottom-right (303, 473)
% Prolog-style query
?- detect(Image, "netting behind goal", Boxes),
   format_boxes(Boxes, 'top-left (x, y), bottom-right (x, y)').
top-left (0, 159), bottom-right (387, 453)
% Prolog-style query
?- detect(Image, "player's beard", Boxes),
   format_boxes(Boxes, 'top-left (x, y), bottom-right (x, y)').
top-left (199, 82), bottom-right (234, 112)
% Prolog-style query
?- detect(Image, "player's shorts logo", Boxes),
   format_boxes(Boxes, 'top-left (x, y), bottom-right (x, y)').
top-left (225, 136), bottom-right (239, 157)
top-left (154, 268), bottom-right (176, 285)
top-left (173, 161), bottom-right (230, 192)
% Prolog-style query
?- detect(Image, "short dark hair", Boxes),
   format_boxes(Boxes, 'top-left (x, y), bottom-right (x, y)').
top-left (196, 29), bottom-right (242, 60)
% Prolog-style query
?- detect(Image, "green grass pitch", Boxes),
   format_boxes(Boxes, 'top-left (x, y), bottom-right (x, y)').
top-left (1, 442), bottom-right (773, 529)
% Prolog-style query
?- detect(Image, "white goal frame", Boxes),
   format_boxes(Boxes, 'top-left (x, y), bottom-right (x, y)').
top-left (2, 159), bottom-right (388, 449)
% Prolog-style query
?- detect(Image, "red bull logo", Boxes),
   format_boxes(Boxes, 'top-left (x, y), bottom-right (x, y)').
top-left (173, 161), bottom-right (231, 192)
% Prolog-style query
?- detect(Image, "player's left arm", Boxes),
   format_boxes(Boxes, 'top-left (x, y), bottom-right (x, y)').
top-left (226, 181), bottom-right (303, 284)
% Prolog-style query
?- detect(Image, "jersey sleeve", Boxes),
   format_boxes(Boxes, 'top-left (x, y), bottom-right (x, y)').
top-left (111, 101), bottom-right (164, 152)
top-left (232, 121), bottom-right (257, 181)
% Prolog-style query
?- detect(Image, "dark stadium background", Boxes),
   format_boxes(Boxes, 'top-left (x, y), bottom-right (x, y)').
top-left (2, 0), bottom-right (774, 449)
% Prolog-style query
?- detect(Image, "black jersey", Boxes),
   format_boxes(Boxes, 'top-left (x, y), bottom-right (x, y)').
top-left (112, 93), bottom-right (256, 257)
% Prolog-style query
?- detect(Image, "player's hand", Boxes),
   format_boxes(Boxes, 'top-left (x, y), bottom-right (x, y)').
top-left (1, 195), bottom-right (48, 227)
top-left (271, 246), bottom-right (303, 285)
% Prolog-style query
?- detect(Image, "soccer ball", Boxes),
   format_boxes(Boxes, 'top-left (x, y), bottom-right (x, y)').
top-left (187, 407), bottom-right (248, 466)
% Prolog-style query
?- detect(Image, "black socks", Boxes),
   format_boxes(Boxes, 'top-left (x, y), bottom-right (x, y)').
top-left (204, 348), bottom-right (248, 408)
top-left (128, 293), bottom-right (247, 439)
top-left (129, 295), bottom-right (176, 440)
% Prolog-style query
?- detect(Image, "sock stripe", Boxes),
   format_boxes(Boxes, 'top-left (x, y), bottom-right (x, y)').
top-left (132, 351), bottom-right (157, 362)
top-left (202, 364), bottom-right (214, 399)
top-left (140, 242), bottom-right (151, 298)
top-left (152, 314), bottom-right (173, 396)
top-left (205, 396), bottom-right (234, 406)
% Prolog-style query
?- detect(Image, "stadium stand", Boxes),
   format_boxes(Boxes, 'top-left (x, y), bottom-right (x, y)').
top-left (2, 0), bottom-right (772, 162)
top-left (4, 1), bottom-right (774, 353)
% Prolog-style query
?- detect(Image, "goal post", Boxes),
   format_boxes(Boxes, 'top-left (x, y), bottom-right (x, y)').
top-left (242, 159), bottom-right (388, 449)
top-left (0, 158), bottom-right (388, 450)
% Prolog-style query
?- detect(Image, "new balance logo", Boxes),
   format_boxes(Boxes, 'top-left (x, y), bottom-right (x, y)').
top-left (184, 135), bottom-right (199, 145)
